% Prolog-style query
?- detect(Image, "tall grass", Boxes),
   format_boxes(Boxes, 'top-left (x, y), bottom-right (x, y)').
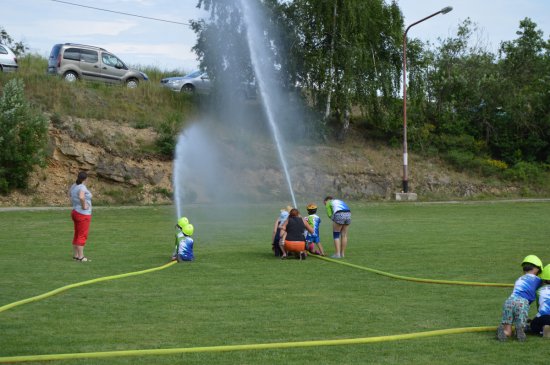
top-left (1, 201), bottom-right (550, 364)
top-left (0, 54), bottom-right (196, 132)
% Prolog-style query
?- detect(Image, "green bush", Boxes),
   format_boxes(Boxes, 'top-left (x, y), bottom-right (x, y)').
top-left (503, 161), bottom-right (545, 184)
top-left (0, 79), bottom-right (48, 194)
top-left (154, 117), bottom-right (184, 158)
top-left (444, 149), bottom-right (476, 171)
top-left (155, 125), bottom-right (177, 158)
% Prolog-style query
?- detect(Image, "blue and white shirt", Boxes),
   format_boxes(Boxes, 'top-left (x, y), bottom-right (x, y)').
top-left (305, 214), bottom-right (321, 243)
top-left (175, 232), bottom-right (194, 261)
top-left (325, 199), bottom-right (350, 220)
top-left (536, 284), bottom-right (550, 317)
top-left (510, 273), bottom-right (542, 304)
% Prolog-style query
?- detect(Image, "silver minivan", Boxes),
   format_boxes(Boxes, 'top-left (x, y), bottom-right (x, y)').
top-left (0, 44), bottom-right (18, 72)
top-left (47, 43), bottom-right (148, 88)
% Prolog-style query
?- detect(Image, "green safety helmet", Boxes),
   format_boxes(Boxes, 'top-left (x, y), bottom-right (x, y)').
top-left (177, 217), bottom-right (189, 228)
top-left (522, 254), bottom-right (543, 270)
top-left (182, 223), bottom-right (194, 236)
top-left (540, 264), bottom-right (550, 281)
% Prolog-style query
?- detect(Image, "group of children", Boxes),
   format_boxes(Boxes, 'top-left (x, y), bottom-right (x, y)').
top-left (172, 212), bottom-right (550, 343)
top-left (497, 254), bottom-right (550, 341)
top-left (271, 203), bottom-right (325, 259)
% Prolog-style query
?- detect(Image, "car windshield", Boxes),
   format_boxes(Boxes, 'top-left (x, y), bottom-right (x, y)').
top-left (102, 53), bottom-right (125, 68)
top-left (185, 70), bottom-right (203, 78)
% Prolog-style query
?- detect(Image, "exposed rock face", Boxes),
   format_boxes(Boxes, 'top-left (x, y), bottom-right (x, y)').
top-left (0, 116), bottom-right (520, 207)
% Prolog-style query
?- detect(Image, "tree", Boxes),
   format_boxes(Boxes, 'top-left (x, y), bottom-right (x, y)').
top-left (191, 1), bottom-right (259, 92)
top-left (282, 0), bottom-right (403, 138)
top-left (495, 18), bottom-right (550, 163)
top-left (0, 79), bottom-right (48, 194)
top-left (191, 0), bottom-right (404, 139)
top-left (406, 17), bottom-right (550, 170)
top-left (0, 26), bottom-right (28, 56)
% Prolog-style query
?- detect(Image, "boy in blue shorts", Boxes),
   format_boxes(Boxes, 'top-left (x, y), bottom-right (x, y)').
top-left (497, 255), bottom-right (543, 341)
top-left (304, 203), bottom-right (324, 256)
top-left (171, 217), bottom-right (195, 262)
top-left (529, 264), bottom-right (550, 338)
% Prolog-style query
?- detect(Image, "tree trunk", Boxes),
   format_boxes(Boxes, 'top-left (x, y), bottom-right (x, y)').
top-left (324, 0), bottom-right (338, 122)
top-left (338, 107), bottom-right (350, 140)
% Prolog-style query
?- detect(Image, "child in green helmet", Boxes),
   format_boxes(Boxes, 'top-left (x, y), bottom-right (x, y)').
top-left (497, 255), bottom-right (543, 342)
top-left (171, 217), bottom-right (194, 262)
top-left (528, 264), bottom-right (550, 338)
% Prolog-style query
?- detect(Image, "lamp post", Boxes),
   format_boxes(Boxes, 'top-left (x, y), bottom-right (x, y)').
top-left (402, 6), bottom-right (453, 194)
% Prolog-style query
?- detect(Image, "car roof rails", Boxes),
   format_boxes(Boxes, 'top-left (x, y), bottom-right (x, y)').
top-left (63, 43), bottom-right (107, 52)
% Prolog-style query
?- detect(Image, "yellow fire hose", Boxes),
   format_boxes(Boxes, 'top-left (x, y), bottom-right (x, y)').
top-left (0, 257), bottom-right (508, 363)
top-left (0, 261), bottom-right (176, 314)
top-left (0, 326), bottom-right (496, 363)
top-left (311, 254), bottom-right (513, 287)
top-left (0, 256), bottom-right (511, 316)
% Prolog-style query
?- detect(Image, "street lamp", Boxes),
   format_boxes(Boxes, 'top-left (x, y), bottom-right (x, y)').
top-left (402, 6), bottom-right (453, 194)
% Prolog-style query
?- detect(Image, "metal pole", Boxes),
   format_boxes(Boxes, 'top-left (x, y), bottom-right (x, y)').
top-left (402, 31), bottom-right (408, 193)
top-left (402, 6), bottom-right (453, 193)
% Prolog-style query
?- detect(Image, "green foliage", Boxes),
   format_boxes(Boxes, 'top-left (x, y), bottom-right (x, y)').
top-left (192, 1), bottom-right (403, 138)
top-left (403, 16), bottom-right (550, 179)
top-left (504, 161), bottom-right (546, 184)
top-left (0, 25), bottom-right (28, 56)
top-left (0, 79), bottom-right (48, 194)
top-left (155, 118), bottom-right (180, 158)
top-left (282, 0), bottom-right (404, 133)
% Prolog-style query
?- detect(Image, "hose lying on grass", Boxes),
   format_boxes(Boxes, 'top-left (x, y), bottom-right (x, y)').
top-left (0, 256), bottom-right (509, 363)
top-left (1, 254), bottom-right (512, 316)
top-left (311, 254), bottom-right (513, 287)
top-left (0, 261), bottom-right (177, 314)
top-left (0, 326), bottom-right (497, 363)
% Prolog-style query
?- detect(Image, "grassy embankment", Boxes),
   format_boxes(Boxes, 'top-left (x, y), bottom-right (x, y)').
top-left (0, 54), bottom-right (196, 145)
top-left (1, 201), bottom-right (549, 364)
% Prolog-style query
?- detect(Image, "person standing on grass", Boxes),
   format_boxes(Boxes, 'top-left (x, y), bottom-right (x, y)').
top-left (69, 171), bottom-right (93, 262)
top-left (304, 203), bottom-right (324, 256)
top-left (529, 264), bottom-right (550, 338)
top-left (497, 255), bottom-right (543, 342)
top-left (323, 196), bottom-right (351, 259)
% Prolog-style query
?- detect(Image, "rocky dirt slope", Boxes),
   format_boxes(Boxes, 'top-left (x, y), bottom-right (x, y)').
top-left (0, 116), bottom-right (522, 207)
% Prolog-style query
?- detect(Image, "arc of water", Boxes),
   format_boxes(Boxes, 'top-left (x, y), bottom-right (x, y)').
top-left (173, 133), bottom-right (186, 218)
top-left (239, 0), bottom-right (297, 208)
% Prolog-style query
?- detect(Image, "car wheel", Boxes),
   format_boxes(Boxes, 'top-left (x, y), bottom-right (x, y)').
top-left (181, 84), bottom-right (195, 93)
top-left (63, 71), bottom-right (78, 82)
top-left (126, 79), bottom-right (139, 89)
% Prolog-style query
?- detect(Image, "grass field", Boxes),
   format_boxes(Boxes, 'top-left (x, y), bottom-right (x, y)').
top-left (1, 201), bottom-right (549, 364)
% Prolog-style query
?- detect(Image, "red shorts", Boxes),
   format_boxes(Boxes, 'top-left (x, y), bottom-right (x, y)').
top-left (284, 240), bottom-right (306, 252)
top-left (72, 210), bottom-right (91, 246)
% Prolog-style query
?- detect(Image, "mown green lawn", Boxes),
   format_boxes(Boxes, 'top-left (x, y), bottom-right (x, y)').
top-left (1, 201), bottom-right (549, 364)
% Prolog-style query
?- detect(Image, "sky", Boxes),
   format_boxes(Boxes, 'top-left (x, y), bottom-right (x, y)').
top-left (2, 0), bottom-right (550, 74)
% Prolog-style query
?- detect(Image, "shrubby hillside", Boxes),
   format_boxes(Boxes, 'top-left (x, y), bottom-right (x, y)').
top-left (0, 52), bottom-right (549, 206)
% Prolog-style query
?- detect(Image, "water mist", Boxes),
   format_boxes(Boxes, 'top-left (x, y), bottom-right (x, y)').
top-left (238, 0), bottom-right (297, 208)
